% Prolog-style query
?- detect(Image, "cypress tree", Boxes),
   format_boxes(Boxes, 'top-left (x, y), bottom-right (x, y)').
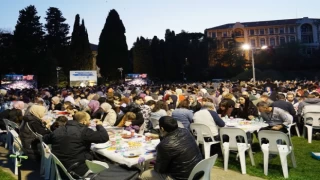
top-left (97, 9), bottom-right (129, 80)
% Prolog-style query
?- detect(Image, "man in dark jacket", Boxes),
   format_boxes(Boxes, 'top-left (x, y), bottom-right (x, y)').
top-left (43, 112), bottom-right (109, 177)
top-left (141, 116), bottom-right (202, 180)
top-left (272, 94), bottom-right (296, 116)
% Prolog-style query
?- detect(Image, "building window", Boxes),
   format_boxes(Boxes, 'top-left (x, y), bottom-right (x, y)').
top-left (249, 29), bottom-right (254, 35)
top-left (290, 36), bottom-right (295, 42)
top-left (270, 37), bottom-right (275, 46)
top-left (274, 28), bottom-right (278, 34)
top-left (280, 37), bottom-right (286, 45)
top-left (223, 41), bottom-right (229, 49)
top-left (301, 24), bottom-right (314, 43)
top-left (250, 39), bottom-right (256, 47)
top-left (279, 27), bottom-right (285, 34)
top-left (260, 38), bottom-right (266, 46)
top-left (211, 32), bottom-right (216, 38)
top-left (269, 28), bottom-right (274, 34)
top-left (260, 29), bottom-right (264, 35)
top-left (289, 27), bottom-right (295, 33)
top-left (234, 29), bottom-right (244, 37)
top-left (223, 32), bottom-right (227, 37)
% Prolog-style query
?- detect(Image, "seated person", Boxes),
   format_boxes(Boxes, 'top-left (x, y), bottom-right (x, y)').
top-left (20, 105), bottom-right (51, 161)
top-left (141, 116), bottom-right (202, 180)
top-left (257, 101), bottom-right (290, 133)
top-left (50, 116), bottom-right (68, 131)
top-left (43, 112), bottom-right (109, 178)
top-left (193, 102), bottom-right (225, 141)
top-left (117, 112), bottom-right (140, 133)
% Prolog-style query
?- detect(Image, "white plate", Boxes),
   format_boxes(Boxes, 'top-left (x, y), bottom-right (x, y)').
top-left (145, 146), bottom-right (156, 152)
top-left (94, 142), bottom-right (111, 149)
top-left (123, 150), bottom-right (141, 157)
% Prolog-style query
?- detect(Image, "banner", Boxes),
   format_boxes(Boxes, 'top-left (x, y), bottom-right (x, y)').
top-left (70, 71), bottom-right (97, 87)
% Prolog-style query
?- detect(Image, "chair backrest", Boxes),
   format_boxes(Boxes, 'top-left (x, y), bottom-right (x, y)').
top-left (220, 127), bottom-right (248, 149)
top-left (9, 129), bottom-right (23, 152)
top-left (150, 118), bottom-right (159, 129)
top-left (51, 152), bottom-right (76, 180)
top-left (190, 123), bottom-right (215, 143)
top-left (85, 160), bottom-right (108, 174)
top-left (188, 154), bottom-right (218, 180)
top-left (258, 130), bottom-right (293, 154)
top-left (3, 119), bottom-right (20, 131)
top-left (177, 121), bottom-right (185, 128)
top-left (303, 112), bottom-right (320, 126)
top-left (303, 105), bottom-right (320, 114)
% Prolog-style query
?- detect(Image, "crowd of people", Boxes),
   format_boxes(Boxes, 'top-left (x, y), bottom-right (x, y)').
top-left (1, 78), bottom-right (320, 179)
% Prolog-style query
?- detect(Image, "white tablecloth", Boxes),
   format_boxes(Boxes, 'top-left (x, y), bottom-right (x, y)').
top-left (92, 138), bottom-right (160, 167)
top-left (224, 119), bottom-right (269, 133)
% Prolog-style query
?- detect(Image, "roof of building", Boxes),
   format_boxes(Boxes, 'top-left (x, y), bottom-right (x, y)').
top-left (90, 43), bottom-right (98, 51)
top-left (206, 18), bottom-right (320, 31)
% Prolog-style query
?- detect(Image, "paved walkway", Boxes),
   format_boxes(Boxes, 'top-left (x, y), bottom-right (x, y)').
top-left (0, 146), bottom-right (263, 180)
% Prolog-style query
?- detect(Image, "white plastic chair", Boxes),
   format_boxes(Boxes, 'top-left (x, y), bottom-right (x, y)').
top-left (85, 160), bottom-right (109, 174)
top-left (302, 105), bottom-right (320, 143)
top-left (188, 154), bottom-right (218, 180)
top-left (36, 133), bottom-right (53, 179)
top-left (3, 119), bottom-right (19, 149)
top-left (220, 127), bottom-right (255, 174)
top-left (8, 128), bottom-right (27, 175)
top-left (190, 123), bottom-right (220, 159)
top-left (51, 152), bottom-right (77, 180)
top-left (258, 130), bottom-right (297, 179)
top-left (285, 113), bottom-right (300, 137)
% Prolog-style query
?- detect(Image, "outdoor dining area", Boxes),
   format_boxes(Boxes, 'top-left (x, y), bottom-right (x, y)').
top-left (2, 105), bottom-right (320, 180)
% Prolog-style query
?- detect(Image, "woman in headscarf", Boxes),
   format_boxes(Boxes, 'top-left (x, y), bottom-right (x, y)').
top-left (100, 103), bottom-right (117, 126)
top-left (19, 105), bottom-right (51, 161)
top-left (51, 96), bottom-right (62, 111)
top-left (188, 95), bottom-right (202, 113)
top-left (88, 100), bottom-right (101, 119)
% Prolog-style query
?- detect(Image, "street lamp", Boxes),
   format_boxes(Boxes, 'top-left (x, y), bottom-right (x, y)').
top-left (56, 67), bottom-right (61, 87)
top-left (118, 67), bottom-right (123, 79)
top-left (242, 44), bottom-right (267, 85)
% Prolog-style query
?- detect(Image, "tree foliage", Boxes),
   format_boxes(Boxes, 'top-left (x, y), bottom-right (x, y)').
top-left (70, 15), bottom-right (93, 71)
top-left (13, 5), bottom-right (45, 74)
top-left (97, 9), bottom-right (129, 80)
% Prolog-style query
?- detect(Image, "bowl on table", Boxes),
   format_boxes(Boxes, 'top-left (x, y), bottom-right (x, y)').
top-left (123, 150), bottom-right (141, 158)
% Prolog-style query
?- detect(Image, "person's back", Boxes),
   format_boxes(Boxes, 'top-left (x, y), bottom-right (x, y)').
top-left (156, 128), bottom-right (202, 180)
top-left (172, 108), bottom-right (193, 129)
top-left (43, 112), bottom-right (108, 177)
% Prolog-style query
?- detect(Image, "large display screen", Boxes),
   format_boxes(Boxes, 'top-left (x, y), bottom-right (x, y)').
top-left (1, 74), bottom-right (37, 89)
top-left (70, 71), bottom-right (97, 87)
top-left (125, 74), bottom-right (148, 85)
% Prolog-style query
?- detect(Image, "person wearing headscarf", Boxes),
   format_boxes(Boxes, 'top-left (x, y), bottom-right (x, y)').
top-left (51, 96), bottom-right (62, 111)
top-left (188, 95), bottom-right (202, 113)
top-left (100, 103), bottom-right (117, 126)
top-left (19, 105), bottom-right (51, 160)
top-left (88, 100), bottom-right (101, 119)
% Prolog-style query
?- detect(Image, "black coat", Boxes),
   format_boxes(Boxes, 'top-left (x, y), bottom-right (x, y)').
top-left (43, 121), bottom-right (109, 176)
top-left (155, 128), bottom-right (202, 180)
top-left (19, 115), bottom-right (51, 160)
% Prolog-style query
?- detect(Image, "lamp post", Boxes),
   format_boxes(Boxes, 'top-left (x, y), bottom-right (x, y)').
top-left (56, 67), bottom-right (61, 87)
top-left (242, 44), bottom-right (267, 85)
top-left (118, 67), bottom-right (123, 80)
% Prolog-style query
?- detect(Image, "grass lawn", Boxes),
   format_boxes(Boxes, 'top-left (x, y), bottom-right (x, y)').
top-left (0, 168), bottom-right (15, 180)
top-left (215, 135), bottom-right (320, 180)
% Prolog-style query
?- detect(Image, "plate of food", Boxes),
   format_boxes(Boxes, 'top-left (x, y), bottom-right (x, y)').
top-left (123, 150), bottom-right (141, 158)
top-left (145, 146), bottom-right (156, 152)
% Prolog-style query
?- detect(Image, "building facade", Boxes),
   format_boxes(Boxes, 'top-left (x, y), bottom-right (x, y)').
top-left (205, 17), bottom-right (320, 64)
